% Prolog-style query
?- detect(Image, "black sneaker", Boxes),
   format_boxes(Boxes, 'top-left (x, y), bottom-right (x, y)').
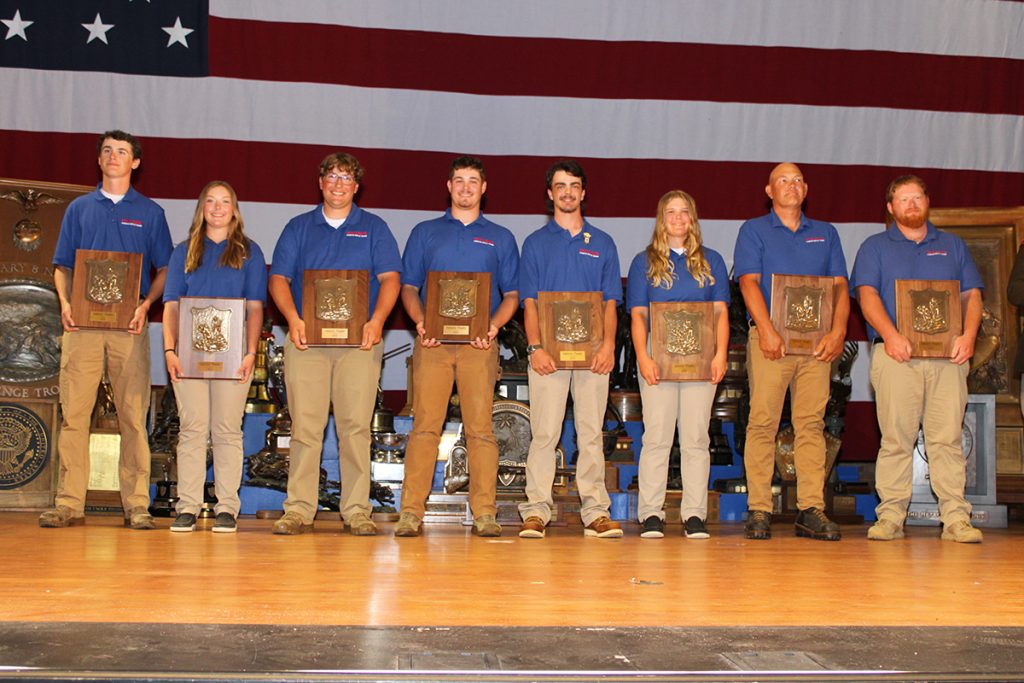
top-left (744, 510), bottom-right (772, 540)
top-left (639, 516), bottom-right (664, 539)
top-left (683, 516), bottom-right (710, 539)
top-left (212, 512), bottom-right (237, 534)
top-left (795, 507), bottom-right (841, 541)
top-left (170, 512), bottom-right (197, 533)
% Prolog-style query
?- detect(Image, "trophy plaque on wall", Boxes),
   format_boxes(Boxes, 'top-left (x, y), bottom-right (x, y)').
top-left (650, 301), bottom-right (715, 381)
top-left (70, 249), bottom-right (142, 329)
top-left (770, 274), bottom-right (835, 355)
top-left (424, 271), bottom-right (491, 343)
top-left (896, 279), bottom-right (962, 358)
top-left (301, 269), bottom-right (368, 346)
top-left (177, 296), bottom-right (245, 379)
top-left (538, 291), bottom-right (603, 369)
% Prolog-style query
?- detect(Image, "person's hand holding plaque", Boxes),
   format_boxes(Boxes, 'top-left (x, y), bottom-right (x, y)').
top-left (288, 317), bottom-right (308, 350)
top-left (637, 352), bottom-right (659, 386)
top-left (758, 323), bottom-right (786, 360)
top-left (361, 316), bottom-right (385, 350)
top-left (813, 327), bottom-right (845, 363)
top-left (469, 322), bottom-right (499, 350)
top-left (590, 340), bottom-right (614, 375)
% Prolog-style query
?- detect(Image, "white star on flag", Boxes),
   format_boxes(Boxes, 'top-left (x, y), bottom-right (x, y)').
top-left (82, 13), bottom-right (114, 45)
top-left (2, 9), bottom-right (33, 41)
top-left (162, 17), bottom-right (194, 48)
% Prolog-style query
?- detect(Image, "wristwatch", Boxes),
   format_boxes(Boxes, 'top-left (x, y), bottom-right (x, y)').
top-left (526, 344), bottom-right (542, 355)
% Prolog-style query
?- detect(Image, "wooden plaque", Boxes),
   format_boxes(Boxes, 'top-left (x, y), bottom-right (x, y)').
top-left (301, 269), bottom-right (369, 346)
top-left (177, 296), bottom-right (246, 379)
top-left (895, 279), bottom-right (962, 358)
top-left (769, 273), bottom-right (836, 355)
top-left (538, 291), bottom-right (604, 369)
top-left (650, 301), bottom-right (715, 381)
top-left (70, 249), bottom-right (142, 330)
top-left (424, 271), bottom-right (491, 343)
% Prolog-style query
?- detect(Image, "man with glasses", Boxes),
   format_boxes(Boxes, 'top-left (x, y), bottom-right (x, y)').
top-left (733, 162), bottom-right (849, 541)
top-left (268, 153), bottom-right (402, 536)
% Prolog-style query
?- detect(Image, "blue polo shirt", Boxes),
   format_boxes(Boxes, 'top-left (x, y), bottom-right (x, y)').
top-left (626, 247), bottom-right (730, 310)
top-left (269, 204), bottom-right (402, 317)
top-left (851, 221), bottom-right (983, 340)
top-left (163, 238), bottom-right (268, 304)
top-left (732, 209), bottom-right (847, 310)
top-left (519, 220), bottom-right (622, 303)
top-left (52, 185), bottom-right (174, 297)
top-left (402, 209), bottom-right (519, 317)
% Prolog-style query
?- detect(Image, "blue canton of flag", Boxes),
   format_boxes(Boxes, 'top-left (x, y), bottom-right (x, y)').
top-left (0, 0), bottom-right (208, 77)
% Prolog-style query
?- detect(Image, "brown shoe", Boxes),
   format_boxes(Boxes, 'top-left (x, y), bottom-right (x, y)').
top-left (345, 512), bottom-right (377, 536)
top-left (38, 506), bottom-right (84, 528)
top-left (472, 514), bottom-right (502, 537)
top-left (941, 519), bottom-right (983, 543)
top-left (584, 516), bottom-right (623, 538)
top-left (272, 511), bottom-right (313, 535)
top-left (124, 506), bottom-right (156, 530)
top-left (393, 511), bottom-right (422, 537)
top-left (518, 516), bottom-right (546, 538)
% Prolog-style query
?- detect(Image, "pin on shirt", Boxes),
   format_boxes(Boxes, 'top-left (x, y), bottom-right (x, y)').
top-left (583, 232), bottom-right (591, 244)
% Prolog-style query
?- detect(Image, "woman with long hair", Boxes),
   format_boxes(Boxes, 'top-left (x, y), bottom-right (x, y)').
top-left (627, 190), bottom-right (730, 539)
top-left (162, 181), bottom-right (267, 532)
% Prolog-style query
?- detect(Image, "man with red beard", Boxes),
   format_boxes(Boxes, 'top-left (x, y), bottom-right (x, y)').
top-left (851, 175), bottom-right (984, 543)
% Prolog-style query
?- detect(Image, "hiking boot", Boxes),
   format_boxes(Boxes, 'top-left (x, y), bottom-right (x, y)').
top-left (639, 516), bottom-right (664, 539)
top-left (472, 515), bottom-right (502, 537)
top-left (393, 511), bottom-right (422, 537)
top-left (38, 506), bottom-right (84, 528)
top-left (745, 510), bottom-right (772, 540)
top-left (124, 506), bottom-right (156, 530)
top-left (518, 516), bottom-right (546, 538)
top-left (683, 516), bottom-right (710, 539)
top-left (941, 519), bottom-right (983, 544)
top-left (212, 512), bottom-right (237, 534)
top-left (345, 512), bottom-right (377, 536)
top-left (867, 518), bottom-right (904, 541)
top-left (795, 507), bottom-right (841, 541)
top-left (584, 516), bottom-right (623, 538)
top-left (272, 511), bottom-right (312, 535)
top-left (170, 512), bottom-right (198, 533)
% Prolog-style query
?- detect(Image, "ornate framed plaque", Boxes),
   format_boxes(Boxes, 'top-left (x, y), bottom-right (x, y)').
top-left (177, 296), bottom-right (246, 379)
top-left (896, 279), bottom-right (962, 358)
top-left (769, 273), bottom-right (836, 355)
top-left (301, 269), bottom-right (369, 346)
top-left (650, 301), bottom-right (715, 381)
top-left (424, 271), bottom-right (491, 343)
top-left (538, 291), bottom-right (604, 369)
top-left (70, 249), bottom-right (142, 329)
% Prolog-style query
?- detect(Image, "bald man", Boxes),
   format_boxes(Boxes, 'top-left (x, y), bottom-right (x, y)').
top-left (732, 162), bottom-right (850, 541)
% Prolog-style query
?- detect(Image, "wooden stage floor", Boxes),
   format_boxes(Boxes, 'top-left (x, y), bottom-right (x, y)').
top-left (2, 511), bottom-right (1024, 682)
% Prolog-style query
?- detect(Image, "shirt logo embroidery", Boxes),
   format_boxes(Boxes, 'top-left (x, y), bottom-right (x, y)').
top-left (346, 231), bottom-right (368, 238)
top-left (120, 219), bottom-right (143, 228)
top-left (473, 238), bottom-right (495, 247)
top-left (579, 249), bottom-right (600, 258)
top-left (925, 250), bottom-right (948, 256)
top-left (804, 237), bottom-right (825, 243)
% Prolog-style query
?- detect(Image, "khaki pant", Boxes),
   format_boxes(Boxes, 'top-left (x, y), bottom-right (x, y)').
top-left (870, 346), bottom-right (971, 525)
top-left (637, 377), bottom-right (717, 522)
top-left (283, 340), bottom-right (382, 523)
top-left (519, 366), bottom-right (612, 526)
top-left (401, 343), bottom-right (499, 518)
top-left (56, 327), bottom-right (152, 513)
top-left (171, 376), bottom-right (252, 517)
top-left (744, 327), bottom-right (830, 512)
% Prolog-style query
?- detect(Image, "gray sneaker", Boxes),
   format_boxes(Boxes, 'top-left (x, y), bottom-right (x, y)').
top-left (272, 511), bottom-right (312, 535)
top-left (124, 506), bottom-right (156, 530)
top-left (170, 512), bottom-right (198, 533)
top-left (346, 512), bottom-right (378, 536)
top-left (211, 512), bottom-right (237, 534)
top-left (38, 506), bottom-right (84, 528)
top-left (472, 515), bottom-right (502, 537)
top-left (394, 511), bottom-right (422, 537)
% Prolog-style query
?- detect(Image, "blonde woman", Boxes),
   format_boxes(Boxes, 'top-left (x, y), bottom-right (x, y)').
top-left (628, 190), bottom-right (729, 538)
top-left (163, 181), bottom-right (267, 532)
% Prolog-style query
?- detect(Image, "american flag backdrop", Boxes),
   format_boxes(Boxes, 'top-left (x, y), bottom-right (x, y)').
top-left (1, 0), bottom-right (1023, 458)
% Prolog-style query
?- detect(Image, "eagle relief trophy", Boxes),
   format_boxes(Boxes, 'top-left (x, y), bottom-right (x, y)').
top-left (423, 271), bottom-right (491, 342)
top-left (301, 269), bottom-right (369, 346)
top-left (538, 291), bottom-right (604, 368)
top-left (177, 296), bottom-right (246, 379)
top-left (649, 302), bottom-right (716, 381)
top-left (70, 249), bottom-right (143, 329)
top-left (769, 274), bottom-right (837, 355)
top-left (895, 279), bottom-right (962, 358)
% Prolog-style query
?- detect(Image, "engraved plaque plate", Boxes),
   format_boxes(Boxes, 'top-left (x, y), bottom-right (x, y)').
top-left (769, 273), bottom-right (836, 355)
top-left (70, 249), bottom-right (142, 330)
top-left (896, 279), bottom-right (962, 358)
top-left (302, 269), bottom-right (369, 346)
top-left (650, 301), bottom-right (715, 381)
top-left (538, 291), bottom-right (603, 369)
top-left (177, 296), bottom-right (245, 379)
top-left (424, 271), bottom-right (491, 343)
